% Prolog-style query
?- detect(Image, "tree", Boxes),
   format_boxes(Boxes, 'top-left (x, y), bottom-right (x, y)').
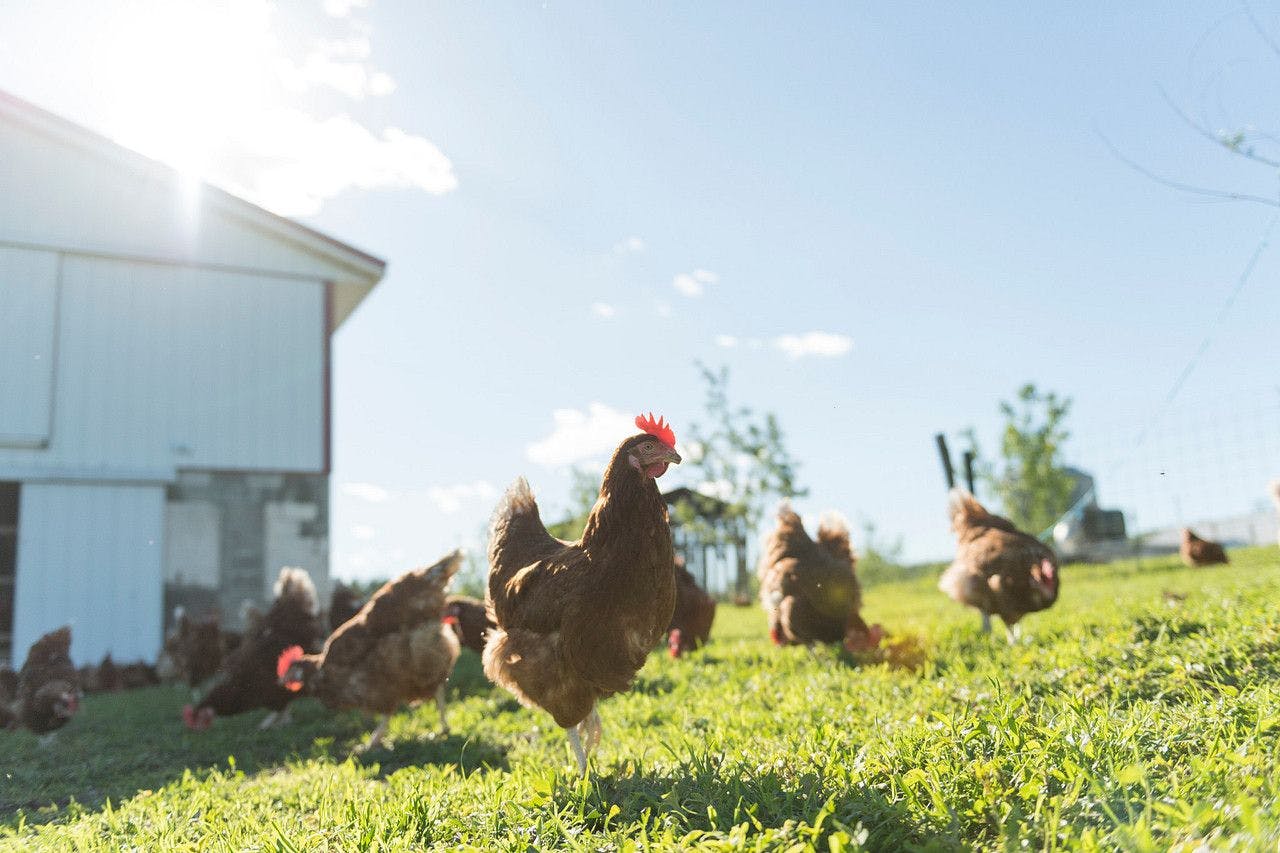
top-left (987, 384), bottom-right (1074, 536)
top-left (676, 363), bottom-right (807, 595)
top-left (545, 465), bottom-right (599, 541)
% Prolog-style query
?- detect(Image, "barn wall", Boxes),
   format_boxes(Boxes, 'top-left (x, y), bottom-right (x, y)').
top-left (0, 112), bottom-right (373, 297)
top-left (11, 482), bottom-right (164, 666)
top-left (0, 255), bottom-right (325, 476)
top-left (0, 246), bottom-right (58, 447)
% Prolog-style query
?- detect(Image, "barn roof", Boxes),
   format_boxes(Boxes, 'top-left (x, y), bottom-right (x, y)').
top-left (0, 89), bottom-right (386, 332)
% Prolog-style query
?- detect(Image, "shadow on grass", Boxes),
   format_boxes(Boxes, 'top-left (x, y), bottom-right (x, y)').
top-left (0, 675), bottom-right (508, 824)
top-left (551, 758), bottom-right (959, 850)
top-left (357, 730), bottom-right (509, 778)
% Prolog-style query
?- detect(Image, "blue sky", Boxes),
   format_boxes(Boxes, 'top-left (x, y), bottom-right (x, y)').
top-left (2, 2), bottom-right (1278, 578)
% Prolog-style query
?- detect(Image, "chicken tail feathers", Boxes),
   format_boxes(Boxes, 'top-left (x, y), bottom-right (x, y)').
top-left (273, 567), bottom-right (320, 617)
top-left (422, 549), bottom-right (465, 592)
top-left (488, 477), bottom-right (564, 576)
top-left (816, 511), bottom-right (855, 563)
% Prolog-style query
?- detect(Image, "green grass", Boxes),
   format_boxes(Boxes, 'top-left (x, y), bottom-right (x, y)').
top-left (3, 547), bottom-right (1279, 851)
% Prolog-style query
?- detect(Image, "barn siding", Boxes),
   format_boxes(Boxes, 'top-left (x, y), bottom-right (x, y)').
top-left (11, 482), bottom-right (164, 666)
top-left (0, 257), bottom-right (325, 475)
top-left (0, 246), bottom-right (58, 447)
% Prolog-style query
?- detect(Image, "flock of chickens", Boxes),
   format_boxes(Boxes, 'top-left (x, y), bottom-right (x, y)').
top-left (1, 415), bottom-right (1257, 774)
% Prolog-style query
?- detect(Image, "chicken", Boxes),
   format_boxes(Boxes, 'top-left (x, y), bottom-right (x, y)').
top-left (667, 556), bottom-right (716, 657)
top-left (484, 413), bottom-right (682, 774)
top-left (757, 505), bottom-right (882, 652)
top-left (278, 551), bottom-right (462, 752)
top-left (444, 595), bottom-right (495, 654)
top-left (82, 654), bottom-right (123, 694)
top-left (938, 489), bottom-right (1060, 642)
top-left (4, 626), bottom-right (79, 738)
top-left (0, 667), bottom-right (16, 728)
top-left (328, 582), bottom-right (367, 632)
top-left (119, 661), bottom-right (160, 690)
top-left (1180, 528), bottom-right (1228, 567)
top-left (183, 567), bottom-right (324, 731)
top-left (157, 607), bottom-right (224, 687)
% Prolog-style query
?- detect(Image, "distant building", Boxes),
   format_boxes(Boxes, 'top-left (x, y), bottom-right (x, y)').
top-left (0, 92), bottom-right (384, 665)
top-left (662, 487), bottom-right (748, 596)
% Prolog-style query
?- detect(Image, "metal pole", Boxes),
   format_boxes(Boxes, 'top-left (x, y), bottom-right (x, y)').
top-left (962, 450), bottom-right (976, 494)
top-left (935, 433), bottom-right (955, 490)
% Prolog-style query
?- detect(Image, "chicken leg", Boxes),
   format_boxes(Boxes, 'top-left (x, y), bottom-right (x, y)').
top-left (1005, 623), bottom-right (1022, 645)
top-left (980, 612), bottom-right (992, 634)
top-left (435, 685), bottom-right (450, 735)
top-left (360, 714), bottom-right (391, 753)
top-left (566, 726), bottom-right (588, 775)
top-left (579, 706), bottom-right (602, 753)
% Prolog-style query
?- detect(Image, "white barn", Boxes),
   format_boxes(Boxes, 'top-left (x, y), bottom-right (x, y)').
top-left (0, 91), bottom-right (385, 666)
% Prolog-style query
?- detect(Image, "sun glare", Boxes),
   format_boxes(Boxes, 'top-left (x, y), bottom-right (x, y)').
top-left (93, 0), bottom-right (280, 180)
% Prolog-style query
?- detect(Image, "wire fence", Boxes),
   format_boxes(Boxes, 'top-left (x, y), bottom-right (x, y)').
top-left (1069, 388), bottom-right (1280, 547)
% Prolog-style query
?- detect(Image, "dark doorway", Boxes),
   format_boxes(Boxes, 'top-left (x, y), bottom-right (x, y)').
top-left (0, 483), bottom-right (17, 666)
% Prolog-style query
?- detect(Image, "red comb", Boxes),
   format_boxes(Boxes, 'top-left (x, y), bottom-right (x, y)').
top-left (635, 413), bottom-right (676, 449)
top-left (442, 615), bottom-right (460, 627)
top-left (276, 645), bottom-right (304, 680)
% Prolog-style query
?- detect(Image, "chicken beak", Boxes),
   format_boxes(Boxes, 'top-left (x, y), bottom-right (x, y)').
top-left (664, 447), bottom-right (682, 465)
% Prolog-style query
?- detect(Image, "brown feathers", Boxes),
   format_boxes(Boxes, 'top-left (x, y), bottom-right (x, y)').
top-left (1180, 528), bottom-right (1228, 567)
top-left (483, 432), bottom-right (679, 729)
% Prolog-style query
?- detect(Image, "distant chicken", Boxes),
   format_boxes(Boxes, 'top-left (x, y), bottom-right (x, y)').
top-left (3, 626), bottom-right (79, 738)
top-left (183, 568), bottom-right (324, 731)
top-left (758, 505), bottom-right (882, 652)
top-left (485, 413), bottom-right (682, 773)
top-left (667, 556), bottom-right (716, 657)
top-left (0, 667), bottom-right (16, 729)
top-left (278, 551), bottom-right (462, 751)
top-left (157, 608), bottom-right (224, 687)
top-left (1180, 528), bottom-right (1228, 567)
top-left (938, 489), bottom-right (1060, 642)
top-left (328, 582), bottom-right (367, 632)
top-left (444, 595), bottom-right (495, 654)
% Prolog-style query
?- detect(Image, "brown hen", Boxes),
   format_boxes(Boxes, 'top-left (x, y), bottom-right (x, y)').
top-left (758, 505), bottom-right (882, 652)
top-left (278, 551), bottom-right (462, 752)
top-left (667, 556), bottom-right (716, 657)
top-left (938, 489), bottom-right (1060, 642)
top-left (6, 626), bottom-right (79, 738)
top-left (444, 595), bottom-right (495, 654)
top-left (484, 414), bottom-right (681, 773)
top-left (183, 567), bottom-right (324, 731)
top-left (1180, 528), bottom-right (1228, 567)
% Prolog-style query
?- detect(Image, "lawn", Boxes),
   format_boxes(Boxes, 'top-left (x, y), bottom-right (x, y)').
top-left (2, 547), bottom-right (1279, 851)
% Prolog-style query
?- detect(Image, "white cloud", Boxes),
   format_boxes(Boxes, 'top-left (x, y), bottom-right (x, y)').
top-left (696, 479), bottom-right (735, 501)
top-left (673, 269), bottom-right (719, 298)
top-left (211, 112), bottom-right (457, 216)
top-left (341, 482), bottom-right (390, 502)
top-left (527, 403), bottom-right (637, 467)
top-left (351, 524), bottom-right (377, 541)
top-left (323, 0), bottom-right (370, 17)
top-left (613, 236), bottom-right (646, 254)
top-left (71, 0), bottom-right (455, 217)
top-left (591, 302), bottom-right (618, 319)
top-left (427, 481), bottom-right (497, 514)
top-left (715, 334), bottom-right (738, 348)
top-left (773, 332), bottom-right (853, 360)
top-left (655, 300), bottom-right (672, 318)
